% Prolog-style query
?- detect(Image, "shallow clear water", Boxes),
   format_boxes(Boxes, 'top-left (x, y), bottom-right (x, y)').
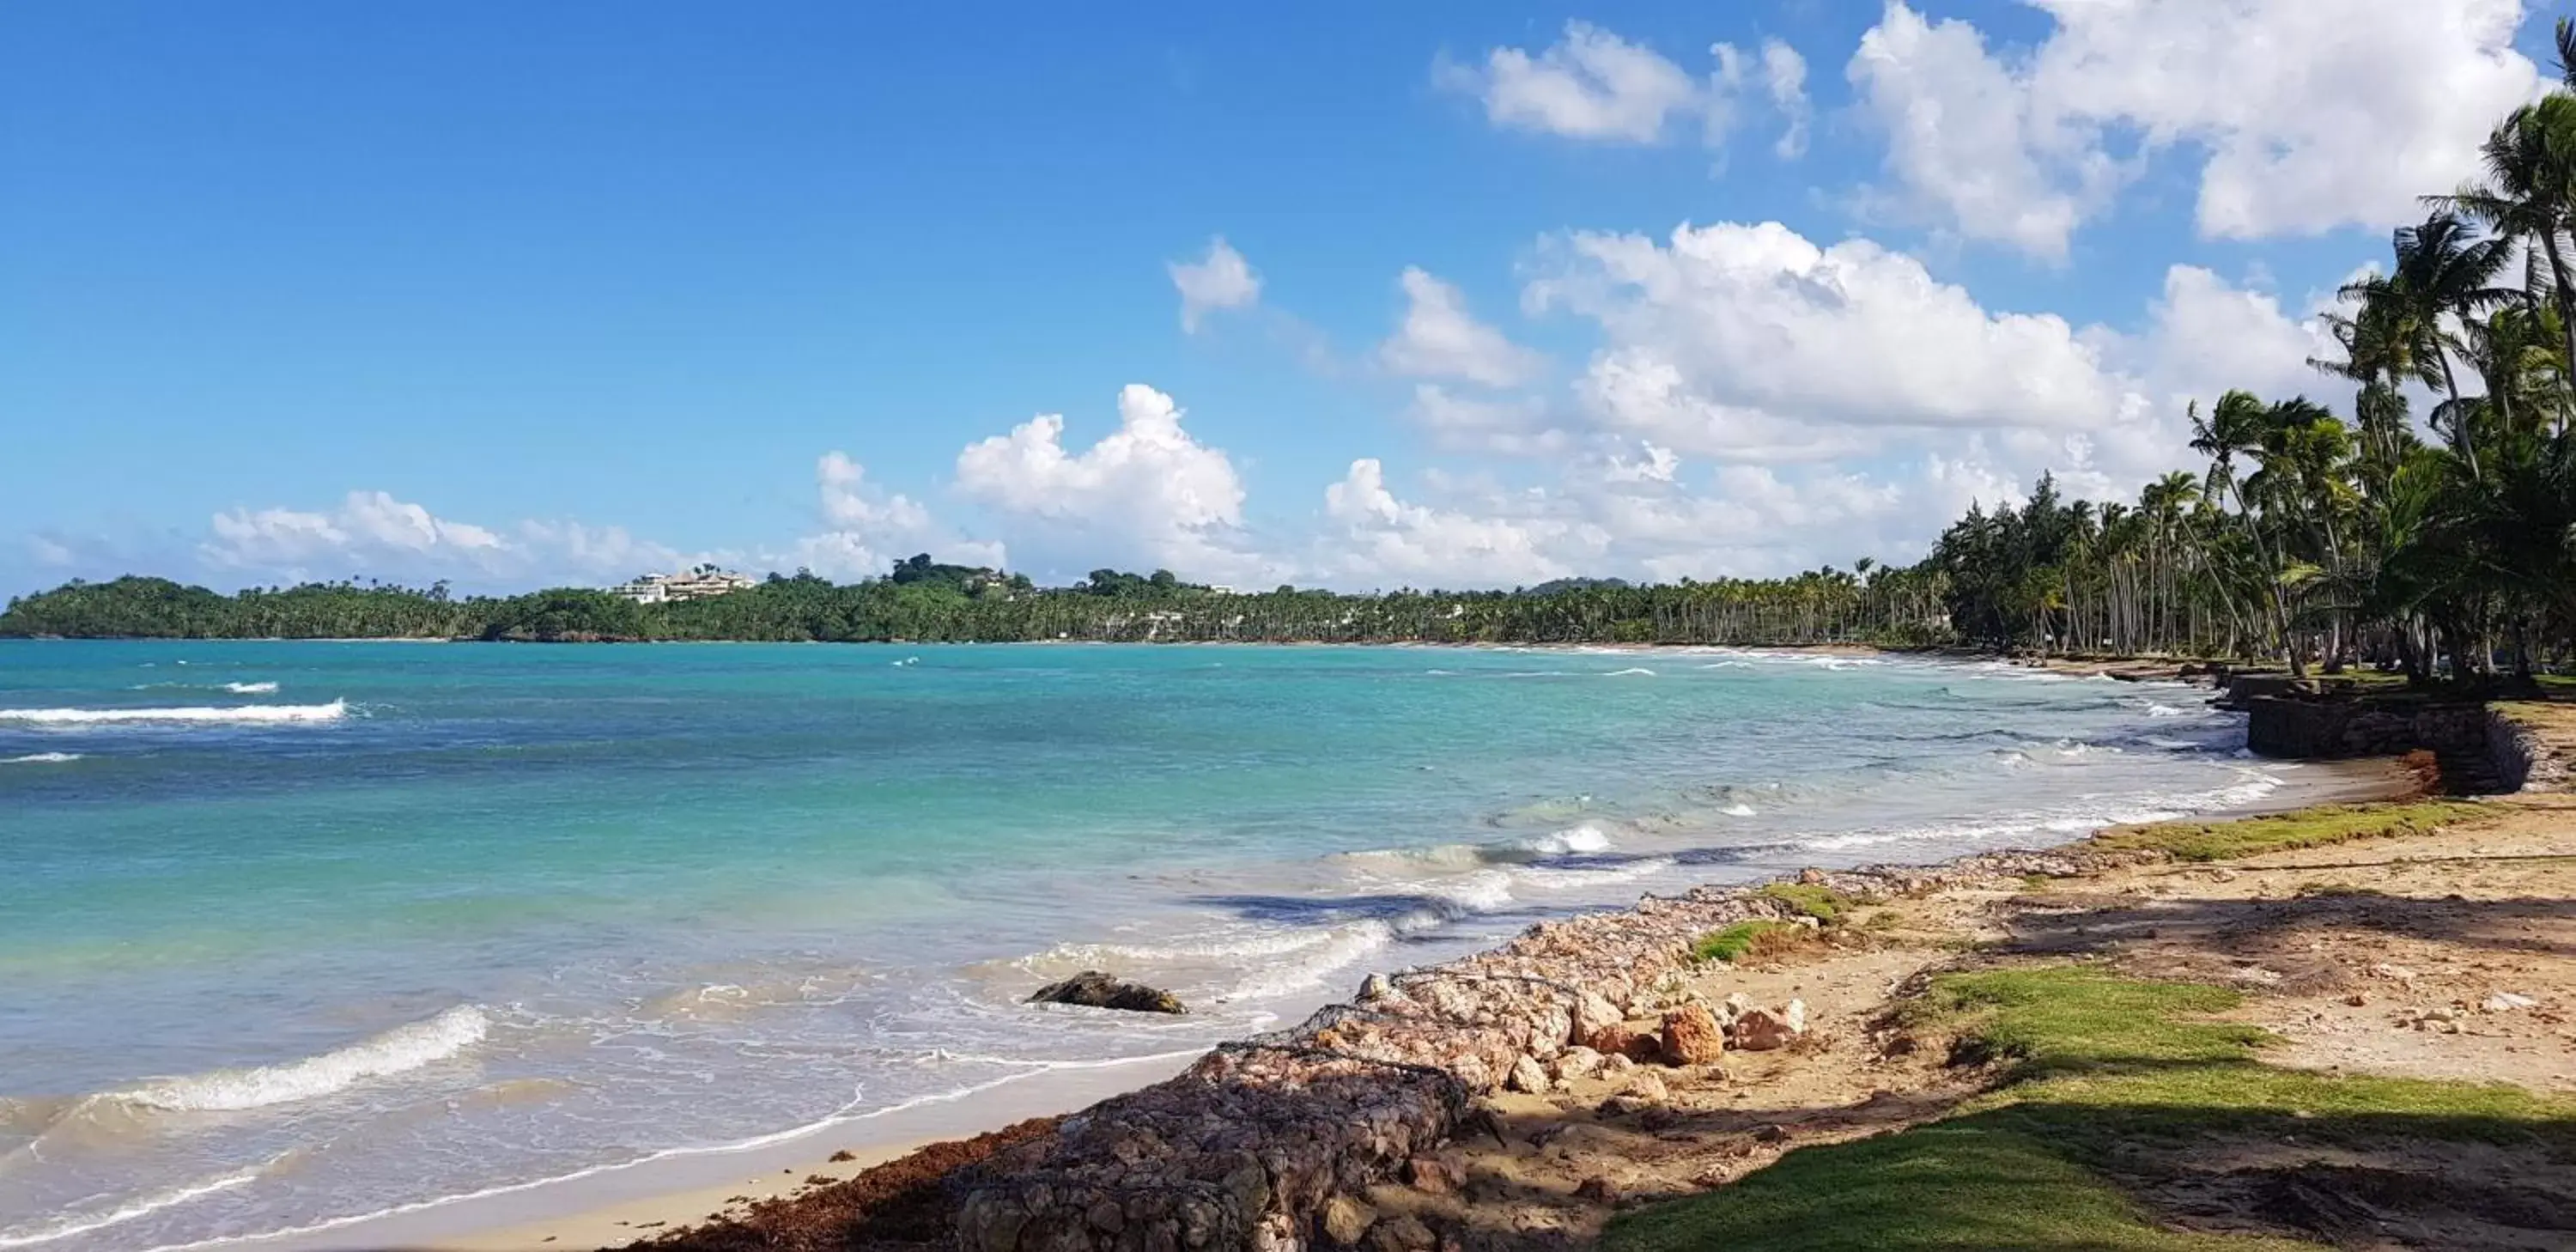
top-left (0, 641), bottom-right (2282, 1249)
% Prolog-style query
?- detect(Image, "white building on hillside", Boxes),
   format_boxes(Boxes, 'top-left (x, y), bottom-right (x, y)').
top-left (608, 569), bottom-right (759, 604)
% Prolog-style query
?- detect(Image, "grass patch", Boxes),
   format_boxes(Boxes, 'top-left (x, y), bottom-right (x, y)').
top-left (1759, 882), bottom-right (1863, 923)
top-left (1691, 920), bottom-right (1803, 963)
top-left (1607, 963), bottom-right (2576, 1252)
top-left (2089, 800), bottom-right (2483, 862)
top-left (1895, 966), bottom-right (2269, 1074)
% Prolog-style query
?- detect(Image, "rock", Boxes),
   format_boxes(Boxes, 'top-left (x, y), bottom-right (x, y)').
top-left (1549, 1046), bottom-right (1605, 1083)
top-left (1605, 1053), bottom-right (1637, 1073)
top-left (1571, 992), bottom-right (1623, 1043)
top-left (1358, 973), bottom-right (1399, 1003)
top-left (1321, 1195), bottom-right (1376, 1248)
top-left (1584, 1021), bottom-right (1661, 1061)
top-left (1752, 1123), bottom-right (1790, 1144)
top-left (1574, 1176), bottom-right (1619, 1203)
top-left (1370, 1214), bottom-right (1437, 1252)
top-left (1719, 992), bottom-right (1752, 1024)
top-left (1406, 1157), bottom-right (1462, 1195)
top-left (2486, 991), bottom-right (2539, 1012)
top-left (1659, 1005), bottom-right (1727, 1066)
top-left (1783, 998), bottom-right (1807, 1034)
top-left (1507, 1054), bottom-right (1551, 1093)
top-left (1026, 970), bottom-right (1187, 1015)
top-left (1797, 868), bottom-right (1828, 885)
top-left (1730, 1005), bottom-right (1805, 1051)
top-left (2370, 963), bottom-right (2420, 982)
top-left (1623, 1070), bottom-right (1668, 1101)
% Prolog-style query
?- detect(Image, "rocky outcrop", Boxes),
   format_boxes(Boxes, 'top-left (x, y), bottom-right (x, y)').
top-left (1028, 972), bottom-right (1188, 1015)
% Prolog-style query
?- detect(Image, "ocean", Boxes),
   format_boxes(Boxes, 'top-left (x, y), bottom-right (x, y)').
top-left (0, 640), bottom-right (2303, 1249)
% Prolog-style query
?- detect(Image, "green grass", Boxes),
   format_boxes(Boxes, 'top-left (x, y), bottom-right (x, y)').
top-left (2088, 800), bottom-right (2484, 862)
top-left (1691, 920), bottom-right (1801, 963)
top-left (1606, 963), bottom-right (2576, 1252)
top-left (1895, 967), bottom-right (2269, 1073)
top-left (1758, 882), bottom-right (1864, 923)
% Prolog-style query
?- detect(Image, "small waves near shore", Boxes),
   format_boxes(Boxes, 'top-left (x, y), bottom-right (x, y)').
top-left (0, 640), bottom-right (2330, 1251)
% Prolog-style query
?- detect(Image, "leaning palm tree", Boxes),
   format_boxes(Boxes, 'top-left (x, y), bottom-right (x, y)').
top-left (2439, 94), bottom-right (2576, 389)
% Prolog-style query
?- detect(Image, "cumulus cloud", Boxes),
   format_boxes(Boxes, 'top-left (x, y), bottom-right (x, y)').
top-left (1439, 21), bottom-right (1708, 143)
top-left (1319, 459), bottom-right (1580, 587)
top-left (1528, 219), bottom-right (2131, 456)
top-left (1378, 267), bottom-right (1546, 386)
top-left (1169, 237), bottom-right (1261, 332)
top-left (955, 384), bottom-right (1272, 580)
top-left (787, 452), bottom-right (1005, 580)
top-left (1437, 21), bottom-right (1812, 156)
top-left (1848, 0), bottom-right (2544, 257)
top-left (197, 490), bottom-right (692, 586)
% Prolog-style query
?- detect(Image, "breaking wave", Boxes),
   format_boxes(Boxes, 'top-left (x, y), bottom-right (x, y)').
top-left (222, 682), bottom-right (279, 694)
top-left (0, 700), bottom-right (346, 726)
top-left (2, 751), bottom-right (81, 764)
top-left (105, 1006), bottom-right (487, 1113)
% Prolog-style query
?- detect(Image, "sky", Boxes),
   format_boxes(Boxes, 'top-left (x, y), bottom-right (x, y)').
top-left (5, 1), bottom-right (2571, 597)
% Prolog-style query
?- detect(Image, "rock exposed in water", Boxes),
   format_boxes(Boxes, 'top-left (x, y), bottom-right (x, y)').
top-left (1025, 970), bottom-right (1187, 1015)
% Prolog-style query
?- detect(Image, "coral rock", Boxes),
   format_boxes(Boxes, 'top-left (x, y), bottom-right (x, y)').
top-left (1658, 1005), bottom-right (1727, 1066)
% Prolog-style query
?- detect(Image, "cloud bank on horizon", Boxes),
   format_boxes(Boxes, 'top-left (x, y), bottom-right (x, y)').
top-left (11, 2), bottom-right (2551, 595)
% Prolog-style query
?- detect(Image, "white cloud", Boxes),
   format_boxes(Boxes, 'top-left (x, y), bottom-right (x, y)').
top-left (1437, 22), bottom-right (1817, 160)
top-left (788, 452), bottom-right (1005, 580)
top-left (1169, 237), bottom-right (1261, 333)
top-left (1378, 266), bottom-right (1546, 386)
top-left (1319, 459), bottom-right (1580, 587)
top-left (1440, 21), bottom-right (1707, 143)
top-left (199, 490), bottom-right (692, 586)
top-left (1402, 385), bottom-right (1571, 456)
top-left (955, 384), bottom-right (1272, 580)
top-left (1847, 3), bottom-right (2119, 260)
top-left (1848, 0), bottom-right (2544, 256)
top-left (1528, 220), bottom-right (2130, 456)
top-left (1759, 40), bottom-right (1811, 159)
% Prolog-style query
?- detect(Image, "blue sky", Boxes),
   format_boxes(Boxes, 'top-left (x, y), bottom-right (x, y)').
top-left (5, 1), bottom-right (2570, 595)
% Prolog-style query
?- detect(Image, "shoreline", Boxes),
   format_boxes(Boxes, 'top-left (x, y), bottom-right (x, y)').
top-left (317, 754), bottom-right (2408, 1252)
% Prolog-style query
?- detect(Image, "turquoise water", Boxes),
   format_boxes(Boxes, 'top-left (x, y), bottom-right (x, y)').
top-left (0, 641), bottom-right (2283, 1249)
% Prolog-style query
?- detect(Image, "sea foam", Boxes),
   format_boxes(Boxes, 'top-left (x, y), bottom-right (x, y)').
top-left (3, 751), bottom-right (81, 764)
top-left (0, 1165), bottom-right (268, 1249)
top-left (0, 699), bottom-right (346, 726)
top-left (106, 1006), bottom-right (487, 1113)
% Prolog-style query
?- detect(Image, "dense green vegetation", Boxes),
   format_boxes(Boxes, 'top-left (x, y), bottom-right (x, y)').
top-left (1607, 965), bottom-right (2576, 1251)
top-left (22, 39), bottom-right (2576, 669)
top-left (0, 564), bottom-right (1948, 646)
